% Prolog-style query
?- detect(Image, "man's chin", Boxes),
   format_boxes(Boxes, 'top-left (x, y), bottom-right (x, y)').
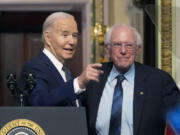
top-left (118, 63), bottom-right (129, 68)
top-left (115, 64), bottom-right (130, 74)
top-left (64, 55), bottom-right (74, 60)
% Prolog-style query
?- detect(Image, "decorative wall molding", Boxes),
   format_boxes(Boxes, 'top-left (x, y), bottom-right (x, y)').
top-left (161, 0), bottom-right (172, 75)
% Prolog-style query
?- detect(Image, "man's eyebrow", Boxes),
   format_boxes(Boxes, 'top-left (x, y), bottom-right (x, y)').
top-left (61, 31), bottom-right (78, 34)
top-left (73, 32), bottom-right (79, 34)
top-left (61, 31), bottom-right (69, 33)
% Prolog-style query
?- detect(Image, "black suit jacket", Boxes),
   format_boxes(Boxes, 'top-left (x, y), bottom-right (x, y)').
top-left (84, 62), bottom-right (180, 135)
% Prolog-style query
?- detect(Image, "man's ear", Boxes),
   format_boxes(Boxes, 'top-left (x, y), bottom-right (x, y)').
top-left (136, 45), bottom-right (142, 53)
top-left (104, 44), bottom-right (111, 58)
top-left (135, 45), bottom-right (142, 59)
top-left (44, 31), bottom-right (51, 46)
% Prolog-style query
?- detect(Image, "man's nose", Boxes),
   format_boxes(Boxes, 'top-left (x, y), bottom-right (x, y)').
top-left (120, 45), bottom-right (127, 54)
top-left (69, 35), bottom-right (75, 45)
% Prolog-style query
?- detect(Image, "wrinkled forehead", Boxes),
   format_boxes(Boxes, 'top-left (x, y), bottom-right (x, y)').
top-left (52, 18), bottom-right (78, 33)
top-left (111, 26), bottom-right (136, 42)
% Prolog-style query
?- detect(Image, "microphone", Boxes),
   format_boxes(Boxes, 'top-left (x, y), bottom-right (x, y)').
top-left (26, 71), bottom-right (36, 94)
top-left (6, 73), bottom-right (18, 96)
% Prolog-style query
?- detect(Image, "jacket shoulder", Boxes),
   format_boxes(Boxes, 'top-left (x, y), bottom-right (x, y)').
top-left (135, 62), bottom-right (174, 79)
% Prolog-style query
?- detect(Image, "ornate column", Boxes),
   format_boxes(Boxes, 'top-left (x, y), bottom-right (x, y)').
top-left (161, 0), bottom-right (172, 75)
top-left (91, 0), bottom-right (108, 63)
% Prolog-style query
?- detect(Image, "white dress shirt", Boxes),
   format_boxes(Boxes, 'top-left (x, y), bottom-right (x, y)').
top-left (43, 48), bottom-right (85, 106)
top-left (96, 64), bottom-right (135, 135)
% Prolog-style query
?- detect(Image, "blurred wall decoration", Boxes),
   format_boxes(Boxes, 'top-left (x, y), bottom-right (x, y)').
top-left (91, 0), bottom-right (108, 63)
top-left (156, 0), bottom-right (180, 88)
top-left (161, 0), bottom-right (172, 75)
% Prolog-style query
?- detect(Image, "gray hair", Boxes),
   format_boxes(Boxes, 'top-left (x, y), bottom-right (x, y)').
top-left (42, 12), bottom-right (74, 43)
top-left (104, 24), bottom-right (142, 46)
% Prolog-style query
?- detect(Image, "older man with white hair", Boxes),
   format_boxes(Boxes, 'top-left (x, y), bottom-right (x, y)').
top-left (84, 23), bottom-right (180, 135)
top-left (19, 12), bottom-right (103, 106)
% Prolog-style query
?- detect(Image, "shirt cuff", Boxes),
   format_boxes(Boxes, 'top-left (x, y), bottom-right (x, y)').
top-left (74, 77), bottom-right (85, 94)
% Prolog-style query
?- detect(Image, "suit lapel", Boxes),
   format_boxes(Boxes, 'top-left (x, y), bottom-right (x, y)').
top-left (133, 62), bottom-right (147, 135)
top-left (39, 52), bottom-right (65, 84)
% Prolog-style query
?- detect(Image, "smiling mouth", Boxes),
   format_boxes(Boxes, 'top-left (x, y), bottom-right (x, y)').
top-left (118, 57), bottom-right (129, 59)
top-left (63, 48), bottom-right (74, 52)
top-left (122, 57), bottom-right (129, 59)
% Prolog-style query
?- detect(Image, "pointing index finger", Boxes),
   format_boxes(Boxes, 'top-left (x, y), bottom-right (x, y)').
top-left (91, 63), bottom-right (102, 69)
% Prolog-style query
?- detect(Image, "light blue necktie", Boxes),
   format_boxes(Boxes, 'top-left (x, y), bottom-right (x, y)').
top-left (109, 75), bottom-right (125, 135)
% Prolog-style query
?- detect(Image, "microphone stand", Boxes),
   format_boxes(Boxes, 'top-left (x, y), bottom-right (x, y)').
top-left (6, 73), bottom-right (24, 106)
top-left (19, 92), bottom-right (24, 107)
top-left (6, 72), bottom-right (36, 106)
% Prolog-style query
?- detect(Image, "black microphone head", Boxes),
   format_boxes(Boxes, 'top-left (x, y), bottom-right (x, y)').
top-left (6, 73), bottom-right (16, 81)
top-left (6, 73), bottom-right (17, 96)
top-left (26, 70), bottom-right (36, 94)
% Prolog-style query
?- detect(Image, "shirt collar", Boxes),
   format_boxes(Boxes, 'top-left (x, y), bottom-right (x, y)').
top-left (108, 63), bottom-right (135, 84)
top-left (43, 48), bottom-right (63, 71)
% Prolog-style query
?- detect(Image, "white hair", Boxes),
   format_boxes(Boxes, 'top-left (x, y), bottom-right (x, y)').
top-left (104, 23), bottom-right (142, 46)
top-left (42, 12), bottom-right (74, 43)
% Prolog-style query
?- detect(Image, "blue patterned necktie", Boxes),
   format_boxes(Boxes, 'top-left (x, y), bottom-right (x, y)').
top-left (109, 75), bottom-right (125, 135)
top-left (62, 65), bottom-right (73, 81)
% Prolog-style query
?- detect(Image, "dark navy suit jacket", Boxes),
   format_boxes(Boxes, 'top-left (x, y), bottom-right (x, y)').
top-left (19, 52), bottom-right (77, 106)
top-left (84, 62), bottom-right (180, 135)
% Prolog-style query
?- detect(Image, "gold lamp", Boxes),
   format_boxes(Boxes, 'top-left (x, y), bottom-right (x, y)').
top-left (91, 22), bottom-right (109, 45)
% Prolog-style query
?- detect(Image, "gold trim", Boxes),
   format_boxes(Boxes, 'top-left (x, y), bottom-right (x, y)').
top-left (0, 119), bottom-right (46, 135)
top-left (161, 0), bottom-right (172, 75)
top-left (157, 0), bottom-right (162, 68)
top-left (91, 0), bottom-right (107, 62)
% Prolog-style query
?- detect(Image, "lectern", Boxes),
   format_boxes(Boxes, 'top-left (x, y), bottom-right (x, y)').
top-left (0, 107), bottom-right (88, 135)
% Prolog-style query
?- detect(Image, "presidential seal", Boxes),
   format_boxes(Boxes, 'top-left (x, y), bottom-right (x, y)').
top-left (0, 119), bottom-right (46, 135)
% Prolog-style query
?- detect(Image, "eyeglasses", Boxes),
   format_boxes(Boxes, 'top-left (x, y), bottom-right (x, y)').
top-left (110, 42), bottom-right (136, 50)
